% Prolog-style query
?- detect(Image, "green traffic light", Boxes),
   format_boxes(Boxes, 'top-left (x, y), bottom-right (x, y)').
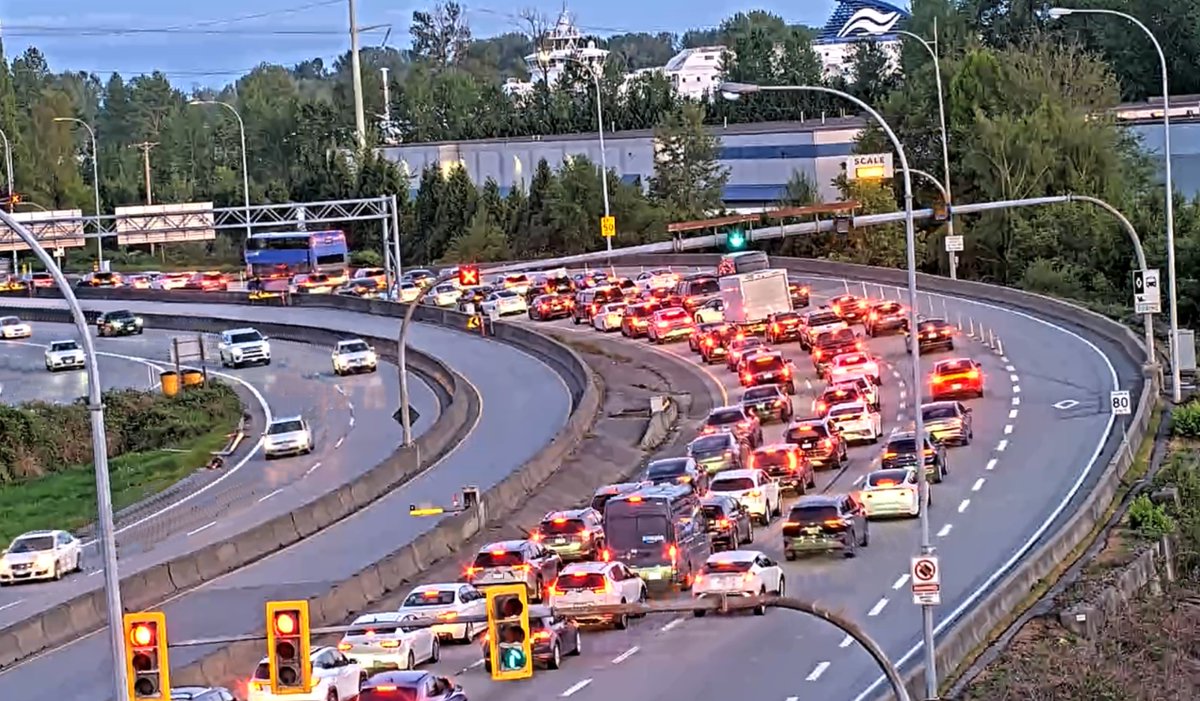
top-left (726, 229), bottom-right (747, 250)
top-left (499, 645), bottom-right (527, 671)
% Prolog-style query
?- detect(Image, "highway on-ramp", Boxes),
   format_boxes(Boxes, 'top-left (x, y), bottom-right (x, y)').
top-left (0, 301), bottom-right (573, 701)
top-left (403, 272), bottom-right (1131, 701)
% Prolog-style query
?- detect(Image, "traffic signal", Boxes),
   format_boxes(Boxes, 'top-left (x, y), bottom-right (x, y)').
top-left (833, 213), bottom-right (853, 234)
top-left (725, 228), bottom-right (747, 251)
top-left (458, 265), bottom-right (480, 287)
top-left (931, 200), bottom-right (949, 222)
top-left (2, 192), bottom-right (20, 211)
top-left (486, 584), bottom-right (532, 680)
top-left (123, 612), bottom-right (170, 700)
top-left (265, 600), bottom-right (311, 695)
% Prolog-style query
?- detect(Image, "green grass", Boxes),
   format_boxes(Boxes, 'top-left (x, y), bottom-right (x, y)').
top-left (0, 429), bottom-right (231, 544)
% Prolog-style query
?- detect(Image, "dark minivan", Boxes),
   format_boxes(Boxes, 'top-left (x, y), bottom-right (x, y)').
top-left (603, 484), bottom-right (710, 592)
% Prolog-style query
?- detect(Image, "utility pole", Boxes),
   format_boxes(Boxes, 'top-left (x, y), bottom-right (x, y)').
top-left (129, 142), bottom-right (157, 204)
top-left (380, 66), bottom-right (392, 125)
top-left (348, 0), bottom-right (367, 150)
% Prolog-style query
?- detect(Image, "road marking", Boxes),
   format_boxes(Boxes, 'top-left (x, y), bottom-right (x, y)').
top-left (986, 458), bottom-right (998, 471)
top-left (0, 599), bottom-right (25, 613)
top-left (660, 618), bottom-right (684, 632)
top-left (257, 488), bottom-right (283, 503)
top-left (1009, 374), bottom-right (1019, 382)
top-left (997, 439), bottom-right (1008, 452)
top-left (839, 635), bottom-right (854, 648)
top-left (334, 436), bottom-right (345, 449)
top-left (852, 474), bottom-right (864, 486)
top-left (305, 462), bottom-right (322, 476)
top-left (1005, 364), bottom-right (1015, 372)
top-left (897, 413), bottom-right (905, 422)
top-left (805, 379), bottom-right (813, 390)
top-left (1008, 409), bottom-right (1019, 419)
top-left (972, 478), bottom-right (985, 492)
top-left (347, 401), bottom-right (354, 412)
top-left (1012, 385), bottom-right (1021, 394)
top-left (892, 369), bottom-right (901, 378)
top-left (1000, 355), bottom-right (1010, 363)
top-left (899, 390), bottom-right (907, 400)
top-left (335, 385), bottom-right (346, 396)
top-left (806, 662), bottom-right (832, 681)
top-left (186, 521), bottom-right (217, 537)
top-left (892, 574), bottom-right (909, 590)
top-left (612, 646), bottom-right (639, 664)
top-left (89, 569), bottom-right (102, 577)
top-left (1004, 424), bottom-right (1013, 435)
top-left (868, 598), bottom-right (888, 616)
top-left (1012, 397), bottom-right (1020, 406)
top-left (897, 379), bottom-right (905, 387)
top-left (788, 697), bottom-right (800, 701)
top-left (562, 679), bottom-right (592, 697)
top-left (957, 499), bottom-right (970, 513)
top-left (937, 524), bottom-right (953, 537)
top-left (348, 416), bottom-right (355, 427)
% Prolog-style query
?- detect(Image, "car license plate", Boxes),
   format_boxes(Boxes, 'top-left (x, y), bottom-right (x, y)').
top-left (802, 527), bottom-right (821, 535)
top-left (646, 571), bottom-right (662, 580)
top-left (553, 537), bottom-right (567, 545)
top-left (801, 442), bottom-right (816, 449)
top-left (952, 383), bottom-right (962, 390)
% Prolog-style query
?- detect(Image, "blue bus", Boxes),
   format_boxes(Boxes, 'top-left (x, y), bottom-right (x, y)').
top-left (244, 230), bottom-right (349, 284)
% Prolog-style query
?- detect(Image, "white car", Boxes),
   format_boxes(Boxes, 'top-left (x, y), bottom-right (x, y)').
top-left (396, 582), bottom-right (487, 642)
top-left (248, 646), bottom-right (363, 701)
top-left (498, 273), bottom-right (531, 296)
top-left (44, 340), bottom-right (85, 371)
top-left (827, 351), bottom-right (882, 385)
top-left (0, 530), bottom-right (83, 583)
top-left (332, 339), bottom-right (378, 376)
top-left (218, 328), bottom-right (271, 368)
top-left (635, 269), bottom-right (678, 292)
top-left (263, 416), bottom-right (313, 458)
top-left (0, 315), bottom-right (32, 339)
top-left (591, 302), bottom-right (628, 331)
top-left (826, 400), bottom-right (882, 444)
top-left (396, 282), bottom-right (421, 303)
top-left (481, 290), bottom-right (528, 316)
top-left (549, 561), bottom-right (647, 629)
top-left (692, 298), bottom-right (725, 324)
top-left (860, 468), bottom-right (923, 518)
top-left (339, 612), bottom-right (440, 671)
top-left (692, 550), bottom-right (785, 616)
top-left (152, 271), bottom-right (193, 290)
top-left (835, 376), bottom-right (881, 411)
top-left (428, 283), bottom-right (461, 307)
top-left (708, 469), bottom-right (782, 525)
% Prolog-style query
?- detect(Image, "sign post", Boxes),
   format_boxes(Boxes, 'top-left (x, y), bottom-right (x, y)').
top-left (1132, 269), bottom-right (1161, 314)
top-left (600, 215), bottom-right (616, 239)
top-left (944, 235), bottom-right (963, 253)
top-left (910, 556), bottom-right (941, 606)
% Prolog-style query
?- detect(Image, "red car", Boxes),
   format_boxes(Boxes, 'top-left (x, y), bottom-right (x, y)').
top-left (930, 357), bottom-right (984, 399)
top-left (529, 293), bottom-right (574, 321)
top-left (647, 307), bottom-right (695, 344)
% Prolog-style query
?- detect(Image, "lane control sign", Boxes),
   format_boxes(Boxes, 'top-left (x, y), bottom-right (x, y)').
top-left (911, 556), bottom-right (941, 606)
top-left (1133, 269), bottom-right (1161, 314)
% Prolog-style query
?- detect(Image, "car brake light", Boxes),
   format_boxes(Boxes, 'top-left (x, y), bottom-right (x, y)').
top-left (813, 349), bottom-right (822, 358)
top-left (822, 438), bottom-right (833, 448)
top-left (591, 581), bottom-right (613, 594)
top-left (967, 369), bottom-right (980, 379)
top-left (375, 686), bottom-right (399, 692)
top-left (771, 323), bottom-right (780, 333)
top-left (924, 448), bottom-right (935, 456)
top-left (747, 454), bottom-right (757, 468)
top-left (490, 549), bottom-right (506, 556)
top-left (876, 479), bottom-right (897, 487)
top-left (533, 630), bottom-right (552, 641)
top-left (932, 375), bottom-right (945, 384)
top-left (855, 342), bottom-right (864, 350)
top-left (667, 544), bottom-right (678, 563)
top-left (782, 366), bottom-right (792, 378)
top-left (742, 373), bottom-right (753, 384)
top-left (657, 321), bottom-right (669, 328)
top-left (716, 518), bottom-right (731, 529)
top-left (824, 519), bottom-right (845, 527)
top-left (748, 490), bottom-right (762, 498)
top-left (464, 566), bottom-right (479, 577)
top-left (553, 517), bottom-right (567, 524)
top-left (601, 548), bottom-right (612, 562)
top-left (530, 531), bottom-right (543, 542)
top-left (884, 451), bottom-right (897, 458)
top-left (869, 312), bottom-right (878, 320)
top-left (788, 453), bottom-right (798, 471)
top-left (579, 529), bottom-right (592, 539)
top-left (337, 642), bottom-right (352, 651)
top-left (513, 564), bottom-right (531, 573)
top-left (548, 583), bottom-right (562, 597)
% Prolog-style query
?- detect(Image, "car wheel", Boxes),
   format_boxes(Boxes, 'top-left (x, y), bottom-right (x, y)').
top-left (430, 636), bottom-right (441, 663)
top-left (772, 499), bottom-right (782, 518)
top-left (52, 562), bottom-right (61, 581)
top-left (807, 470), bottom-right (817, 489)
top-left (547, 643), bottom-right (562, 670)
top-left (573, 316), bottom-right (580, 325)
top-left (614, 600), bottom-right (629, 630)
top-left (754, 587), bottom-right (767, 615)
top-left (326, 688), bottom-right (338, 701)
top-left (861, 522), bottom-right (870, 547)
top-left (784, 550), bottom-right (796, 561)
top-left (843, 535), bottom-right (858, 558)
top-left (569, 630), bottom-right (583, 655)
top-left (406, 650), bottom-right (416, 670)
top-left (483, 658), bottom-right (492, 673)
top-left (776, 576), bottom-right (786, 596)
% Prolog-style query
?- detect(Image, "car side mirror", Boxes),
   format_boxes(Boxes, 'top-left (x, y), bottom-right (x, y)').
top-left (347, 658), bottom-right (358, 665)
top-left (963, 407), bottom-right (973, 413)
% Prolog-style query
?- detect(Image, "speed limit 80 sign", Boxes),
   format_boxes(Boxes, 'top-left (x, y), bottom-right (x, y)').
top-left (1110, 390), bottom-right (1131, 416)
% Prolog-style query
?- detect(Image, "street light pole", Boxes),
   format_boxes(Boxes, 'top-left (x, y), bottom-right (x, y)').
top-left (551, 53), bottom-right (613, 256)
top-left (54, 117), bottom-right (103, 266)
top-left (895, 17), bottom-right (958, 279)
top-left (720, 79), bottom-right (934, 697)
top-left (1050, 7), bottom-right (1182, 401)
top-left (0, 208), bottom-right (128, 701)
top-left (0, 127), bottom-right (15, 271)
top-left (189, 100), bottom-right (253, 239)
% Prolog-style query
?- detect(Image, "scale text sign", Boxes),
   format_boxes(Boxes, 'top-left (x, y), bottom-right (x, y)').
top-left (845, 153), bottom-right (894, 181)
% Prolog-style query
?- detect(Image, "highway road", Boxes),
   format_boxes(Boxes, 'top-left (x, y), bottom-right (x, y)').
top-left (0, 318), bottom-right (436, 631)
top-left (398, 271), bottom-right (1132, 701)
top-left (0, 300), bottom-right (573, 701)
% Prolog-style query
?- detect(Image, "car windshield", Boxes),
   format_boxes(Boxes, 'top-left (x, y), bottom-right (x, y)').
top-left (707, 409), bottom-right (744, 426)
top-left (8, 536), bottom-right (53, 553)
top-left (868, 470), bottom-right (912, 487)
top-left (743, 387), bottom-right (778, 402)
top-left (556, 572), bottom-right (606, 590)
top-left (689, 435), bottom-right (729, 454)
top-left (606, 515), bottom-right (670, 550)
top-left (604, 304), bottom-right (626, 313)
top-left (923, 406), bottom-right (959, 421)
top-left (268, 420), bottom-right (304, 435)
top-left (701, 504), bottom-right (728, 521)
top-left (658, 309), bottom-right (688, 321)
top-left (109, 311), bottom-right (134, 319)
top-left (339, 341), bottom-right (370, 354)
top-left (0, 317), bottom-right (17, 325)
top-left (789, 505), bottom-right (838, 523)
top-left (711, 477), bottom-right (755, 492)
top-left (540, 518), bottom-right (585, 535)
top-left (886, 438), bottom-right (919, 454)
top-left (50, 342), bottom-right (78, 352)
top-left (402, 589), bottom-right (456, 607)
top-left (750, 356), bottom-right (784, 372)
top-left (647, 459), bottom-right (689, 479)
top-left (473, 550), bottom-right (524, 568)
top-left (702, 559), bottom-right (753, 574)
top-left (730, 337), bottom-right (762, 351)
top-left (229, 331), bottom-right (262, 344)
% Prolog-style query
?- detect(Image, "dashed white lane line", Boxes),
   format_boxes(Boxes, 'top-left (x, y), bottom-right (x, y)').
top-left (334, 436), bottom-right (345, 449)
top-left (787, 697), bottom-right (800, 701)
top-left (562, 679), bottom-right (593, 697)
top-left (335, 385), bottom-right (346, 396)
top-left (612, 647), bottom-right (639, 664)
top-left (937, 524), bottom-right (953, 537)
top-left (257, 488), bottom-right (283, 503)
top-left (868, 598), bottom-right (889, 616)
top-left (347, 401), bottom-right (354, 412)
top-left (348, 416), bottom-right (355, 428)
top-left (899, 390), bottom-right (907, 401)
top-left (1008, 409), bottom-right (1019, 419)
top-left (853, 474), bottom-right (864, 486)
top-left (0, 599), bottom-right (25, 613)
top-left (997, 439), bottom-right (1009, 452)
top-left (1004, 364), bottom-right (1016, 372)
top-left (660, 618), bottom-right (684, 632)
top-left (1009, 374), bottom-right (1019, 382)
top-left (1001, 356), bottom-right (1010, 363)
top-left (897, 413), bottom-right (905, 422)
top-left (897, 379), bottom-right (906, 387)
top-left (305, 462), bottom-right (322, 476)
top-left (957, 499), bottom-right (971, 513)
top-left (805, 379), bottom-right (813, 390)
top-left (1012, 396), bottom-right (1021, 406)
top-left (187, 521), bottom-right (217, 537)
top-left (839, 635), bottom-right (854, 648)
top-left (892, 574), bottom-right (910, 590)
top-left (1012, 385), bottom-right (1021, 394)
top-left (986, 458), bottom-right (998, 471)
top-left (1004, 425), bottom-right (1014, 435)
top-left (972, 478), bottom-right (986, 492)
top-left (806, 662), bottom-right (832, 681)
top-left (89, 569), bottom-right (102, 577)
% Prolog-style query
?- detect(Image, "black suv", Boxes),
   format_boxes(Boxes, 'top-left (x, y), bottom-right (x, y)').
top-left (702, 494), bottom-right (754, 551)
top-left (782, 494), bottom-right (869, 559)
top-left (881, 431), bottom-right (948, 483)
top-left (96, 309), bottom-right (143, 336)
top-left (864, 300), bottom-right (908, 336)
top-left (908, 318), bottom-right (956, 354)
top-left (533, 508), bottom-right (606, 562)
top-left (740, 384), bottom-right (794, 424)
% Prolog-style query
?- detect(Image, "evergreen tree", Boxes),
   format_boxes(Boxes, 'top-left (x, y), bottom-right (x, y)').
top-left (649, 103), bottom-right (729, 220)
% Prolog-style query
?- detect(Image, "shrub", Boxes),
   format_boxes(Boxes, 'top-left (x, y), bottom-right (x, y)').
top-left (1172, 400), bottom-right (1200, 438)
top-left (1127, 494), bottom-right (1175, 539)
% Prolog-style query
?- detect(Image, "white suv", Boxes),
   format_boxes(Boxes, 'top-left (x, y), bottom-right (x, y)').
top-left (331, 339), bottom-right (378, 376)
top-left (247, 647), bottom-right (362, 701)
top-left (219, 328), bottom-right (271, 368)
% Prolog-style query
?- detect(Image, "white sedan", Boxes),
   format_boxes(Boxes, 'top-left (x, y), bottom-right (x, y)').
top-left (340, 612), bottom-right (440, 670)
top-left (692, 550), bottom-right (785, 616)
top-left (428, 283), bottom-right (461, 307)
top-left (708, 469), bottom-right (782, 525)
top-left (396, 582), bottom-right (487, 642)
top-left (0, 316), bottom-right (32, 339)
top-left (481, 290), bottom-right (528, 316)
top-left (0, 529), bottom-right (83, 583)
top-left (692, 298), bottom-right (725, 324)
top-left (44, 340), bottom-right (85, 371)
top-left (635, 269), bottom-right (678, 292)
top-left (549, 561), bottom-right (647, 629)
top-left (827, 351), bottom-right (882, 385)
top-left (826, 400), bottom-right (882, 444)
top-left (859, 468), bottom-right (923, 518)
top-left (262, 416), bottom-right (314, 458)
top-left (592, 302), bottom-right (628, 332)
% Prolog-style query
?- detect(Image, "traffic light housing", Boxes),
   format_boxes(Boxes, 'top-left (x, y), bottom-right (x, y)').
top-left (932, 200), bottom-right (949, 222)
top-left (486, 584), bottom-right (532, 680)
top-left (725, 228), bottom-right (747, 251)
top-left (458, 265), bottom-right (480, 287)
top-left (2, 192), bottom-right (20, 211)
top-left (123, 612), bottom-right (170, 700)
top-left (833, 213), bottom-right (853, 234)
top-left (265, 600), bottom-right (311, 695)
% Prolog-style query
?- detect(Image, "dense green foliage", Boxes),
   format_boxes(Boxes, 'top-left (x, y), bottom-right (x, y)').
top-left (1173, 401), bottom-right (1200, 438)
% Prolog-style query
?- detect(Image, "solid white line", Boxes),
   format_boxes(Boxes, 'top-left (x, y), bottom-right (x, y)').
top-left (806, 662), bottom-right (832, 681)
top-left (1009, 374), bottom-right (1019, 382)
top-left (561, 679), bottom-right (592, 697)
top-left (660, 618), bottom-right (684, 632)
top-left (334, 436), bottom-right (345, 449)
top-left (257, 488), bottom-right (283, 503)
top-left (892, 574), bottom-right (909, 590)
top-left (1004, 424), bottom-right (1014, 435)
top-left (839, 635), bottom-right (854, 648)
top-left (957, 499), bottom-right (970, 513)
top-left (997, 439), bottom-right (1008, 452)
top-left (612, 647), bottom-right (639, 664)
top-left (937, 524), bottom-right (953, 537)
top-left (972, 478), bottom-right (985, 492)
top-left (89, 570), bottom-right (102, 577)
top-left (868, 598), bottom-right (888, 616)
top-left (186, 521), bottom-right (217, 537)
top-left (1012, 385), bottom-right (1021, 394)
top-left (1012, 396), bottom-right (1021, 406)
top-left (0, 599), bottom-right (25, 613)
top-left (986, 458), bottom-right (998, 471)
top-left (1008, 409), bottom-right (1019, 419)
top-left (305, 462), bottom-right (322, 476)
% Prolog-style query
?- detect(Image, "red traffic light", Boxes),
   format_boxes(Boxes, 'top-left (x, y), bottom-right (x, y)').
top-left (458, 266), bottom-right (480, 287)
top-left (274, 612), bottom-right (297, 635)
top-left (130, 623), bottom-right (155, 647)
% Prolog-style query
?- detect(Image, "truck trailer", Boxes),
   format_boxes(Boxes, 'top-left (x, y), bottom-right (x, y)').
top-left (719, 269), bottom-right (792, 335)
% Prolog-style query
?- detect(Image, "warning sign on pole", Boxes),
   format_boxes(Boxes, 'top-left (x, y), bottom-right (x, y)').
top-left (911, 556), bottom-right (941, 606)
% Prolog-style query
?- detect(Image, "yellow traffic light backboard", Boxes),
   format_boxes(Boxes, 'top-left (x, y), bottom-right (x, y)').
top-left (485, 584), bottom-right (533, 680)
top-left (123, 612), bottom-right (170, 700)
top-left (265, 600), bottom-right (312, 695)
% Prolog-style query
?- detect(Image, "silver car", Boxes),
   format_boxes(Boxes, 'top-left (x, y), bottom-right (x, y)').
top-left (263, 416), bottom-right (313, 458)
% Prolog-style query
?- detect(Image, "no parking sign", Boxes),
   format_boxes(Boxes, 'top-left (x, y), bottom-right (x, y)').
top-left (911, 556), bottom-right (941, 606)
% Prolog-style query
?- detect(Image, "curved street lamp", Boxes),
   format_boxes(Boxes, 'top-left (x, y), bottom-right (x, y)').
top-left (188, 100), bottom-right (253, 240)
top-left (53, 117), bottom-right (103, 265)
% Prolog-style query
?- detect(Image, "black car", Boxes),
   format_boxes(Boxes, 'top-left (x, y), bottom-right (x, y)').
top-left (96, 309), bottom-right (143, 336)
top-left (620, 300), bottom-right (660, 338)
top-left (787, 276), bottom-right (811, 308)
top-left (360, 671), bottom-right (467, 701)
top-left (739, 352), bottom-right (797, 393)
top-left (698, 324), bottom-right (736, 364)
top-left (740, 384), bottom-right (794, 424)
top-left (691, 321), bottom-right (729, 353)
top-left (811, 328), bottom-right (861, 375)
top-left (881, 430), bottom-right (948, 483)
top-left (481, 606), bottom-right (581, 671)
top-left (784, 417), bottom-right (848, 470)
top-left (702, 494), bottom-right (754, 551)
top-left (765, 311), bottom-right (805, 343)
top-left (534, 508), bottom-right (606, 562)
top-left (749, 443), bottom-right (815, 494)
top-left (783, 494), bottom-right (869, 560)
top-left (700, 405), bottom-right (764, 448)
top-left (529, 293), bottom-right (574, 321)
top-left (644, 457), bottom-right (708, 494)
top-left (687, 432), bottom-right (745, 474)
top-left (907, 318), bottom-right (956, 354)
top-left (864, 300), bottom-right (908, 336)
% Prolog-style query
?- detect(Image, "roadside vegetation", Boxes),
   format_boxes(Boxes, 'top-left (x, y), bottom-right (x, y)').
top-left (0, 384), bottom-right (242, 543)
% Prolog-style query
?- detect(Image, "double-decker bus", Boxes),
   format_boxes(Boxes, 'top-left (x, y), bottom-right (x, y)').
top-left (244, 230), bottom-right (349, 290)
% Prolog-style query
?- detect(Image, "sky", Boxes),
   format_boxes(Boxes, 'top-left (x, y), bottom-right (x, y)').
top-left (1, 1), bottom-right (843, 88)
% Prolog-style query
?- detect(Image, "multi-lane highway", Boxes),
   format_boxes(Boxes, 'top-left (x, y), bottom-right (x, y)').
top-left (0, 300), bottom-right (573, 701)
top-left (390, 271), bottom-right (1129, 701)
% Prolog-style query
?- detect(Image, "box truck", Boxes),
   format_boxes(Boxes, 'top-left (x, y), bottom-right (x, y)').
top-left (719, 269), bottom-right (792, 335)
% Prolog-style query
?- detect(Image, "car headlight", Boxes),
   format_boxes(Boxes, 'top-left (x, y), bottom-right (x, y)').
top-left (135, 318), bottom-right (144, 326)
top-left (262, 342), bottom-right (271, 354)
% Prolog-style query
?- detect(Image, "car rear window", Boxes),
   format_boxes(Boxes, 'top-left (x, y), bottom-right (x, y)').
top-left (789, 505), bottom-right (839, 523)
top-left (711, 477), bottom-right (756, 492)
top-left (606, 515), bottom-right (670, 550)
top-left (686, 279), bottom-right (719, 295)
top-left (702, 559), bottom-right (753, 574)
top-left (750, 356), bottom-right (784, 371)
top-left (702, 505), bottom-right (728, 521)
top-left (829, 405), bottom-right (865, 418)
top-left (808, 312), bottom-right (841, 326)
top-left (402, 590), bottom-right (456, 607)
top-left (923, 406), bottom-right (958, 421)
top-left (473, 550), bottom-right (524, 568)
top-left (742, 386), bottom-right (778, 402)
top-left (753, 449), bottom-right (795, 469)
top-left (874, 302), bottom-right (902, 313)
top-left (628, 305), bottom-right (657, 318)
top-left (647, 459), bottom-right (689, 478)
top-left (773, 312), bottom-right (802, 323)
top-left (817, 329), bottom-right (856, 345)
top-left (540, 518), bottom-right (585, 535)
top-left (786, 423), bottom-right (829, 440)
top-left (556, 572), bottom-right (606, 590)
top-left (707, 409), bottom-right (743, 425)
top-left (886, 439), bottom-right (918, 454)
top-left (868, 470), bottom-right (911, 487)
